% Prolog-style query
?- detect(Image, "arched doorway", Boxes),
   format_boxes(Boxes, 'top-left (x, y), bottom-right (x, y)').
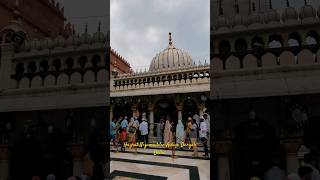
top-left (182, 98), bottom-right (198, 124)
top-left (137, 102), bottom-right (148, 119)
top-left (112, 100), bottom-right (132, 120)
top-left (233, 118), bottom-right (280, 180)
top-left (154, 99), bottom-right (177, 125)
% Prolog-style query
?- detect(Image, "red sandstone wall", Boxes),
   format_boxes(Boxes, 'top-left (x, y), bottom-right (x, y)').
top-left (110, 49), bottom-right (131, 74)
top-left (0, 0), bottom-right (65, 38)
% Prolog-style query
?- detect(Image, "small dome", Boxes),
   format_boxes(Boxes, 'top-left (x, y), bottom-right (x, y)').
top-left (66, 34), bottom-right (80, 46)
top-left (47, 38), bottom-right (54, 49)
top-left (282, 6), bottom-right (298, 21)
top-left (80, 32), bottom-right (91, 44)
top-left (264, 9), bottom-right (280, 23)
top-left (92, 23), bottom-right (106, 44)
top-left (40, 39), bottom-right (49, 49)
top-left (248, 12), bottom-right (262, 25)
top-left (233, 14), bottom-right (243, 26)
top-left (300, 5), bottom-right (316, 19)
top-left (23, 40), bottom-right (31, 51)
top-left (54, 35), bottom-right (65, 47)
top-left (80, 24), bottom-right (91, 44)
top-left (92, 31), bottom-right (106, 44)
top-left (215, 15), bottom-right (229, 29)
top-left (149, 33), bottom-right (194, 72)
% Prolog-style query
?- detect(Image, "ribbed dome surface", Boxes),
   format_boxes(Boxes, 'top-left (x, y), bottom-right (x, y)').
top-left (149, 33), bottom-right (194, 72)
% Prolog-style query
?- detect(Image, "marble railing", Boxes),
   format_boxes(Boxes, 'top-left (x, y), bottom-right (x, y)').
top-left (111, 65), bottom-right (210, 95)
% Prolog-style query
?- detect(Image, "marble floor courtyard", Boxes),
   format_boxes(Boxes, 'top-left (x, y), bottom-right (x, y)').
top-left (109, 145), bottom-right (210, 180)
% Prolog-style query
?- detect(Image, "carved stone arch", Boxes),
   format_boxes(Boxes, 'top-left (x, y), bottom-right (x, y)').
top-left (91, 54), bottom-right (101, 68)
top-left (27, 61), bottom-right (37, 74)
top-left (243, 54), bottom-right (257, 69)
top-left (19, 76), bottom-right (30, 88)
top-left (57, 73), bottom-right (69, 85)
top-left (44, 74), bottom-right (56, 87)
top-left (279, 51), bottom-right (295, 65)
top-left (52, 58), bottom-right (62, 71)
top-left (288, 32), bottom-right (302, 47)
top-left (212, 57), bottom-right (224, 71)
top-left (261, 52), bottom-right (277, 67)
top-left (70, 72), bottom-right (82, 84)
top-left (297, 49), bottom-right (314, 64)
top-left (84, 70), bottom-right (95, 83)
top-left (97, 69), bottom-right (108, 82)
top-left (65, 57), bottom-right (74, 70)
top-left (78, 56), bottom-right (88, 69)
top-left (235, 38), bottom-right (248, 58)
top-left (39, 60), bottom-right (49, 72)
top-left (251, 36), bottom-right (265, 48)
top-left (15, 62), bottom-right (25, 76)
top-left (218, 40), bottom-right (231, 59)
top-left (31, 76), bottom-right (42, 88)
top-left (268, 34), bottom-right (283, 48)
top-left (225, 55), bottom-right (240, 70)
top-left (306, 30), bottom-right (319, 45)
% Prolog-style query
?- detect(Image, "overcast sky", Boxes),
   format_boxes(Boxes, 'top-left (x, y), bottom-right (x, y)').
top-left (110, 0), bottom-right (210, 71)
top-left (56, 0), bottom-right (108, 34)
top-left (272, 0), bottom-right (320, 12)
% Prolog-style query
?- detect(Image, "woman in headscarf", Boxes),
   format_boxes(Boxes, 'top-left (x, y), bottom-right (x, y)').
top-left (176, 119), bottom-right (185, 145)
top-left (187, 117), bottom-right (198, 157)
top-left (127, 117), bottom-right (134, 131)
top-left (127, 117), bottom-right (138, 145)
top-left (163, 118), bottom-right (173, 145)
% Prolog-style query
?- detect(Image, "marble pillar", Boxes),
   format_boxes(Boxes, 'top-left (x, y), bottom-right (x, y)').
top-left (176, 104), bottom-right (183, 121)
top-left (131, 104), bottom-right (137, 117)
top-left (148, 103), bottom-right (155, 141)
top-left (218, 155), bottom-right (230, 180)
top-left (281, 138), bottom-right (303, 174)
top-left (0, 146), bottom-right (9, 180)
top-left (215, 141), bottom-right (232, 180)
top-left (68, 145), bottom-right (84, 177)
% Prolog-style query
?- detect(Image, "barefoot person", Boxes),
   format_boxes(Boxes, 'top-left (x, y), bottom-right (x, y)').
top-left (176, 119), bottom-right (185, 149)
top-left (128, 117), bottom-right (139, 153)
top-left (199, 117), bottom-right (209, 158)
top-left (187, 117), bottom-right (198, 157)
top-left (163, 118), bottom-right (173, 146)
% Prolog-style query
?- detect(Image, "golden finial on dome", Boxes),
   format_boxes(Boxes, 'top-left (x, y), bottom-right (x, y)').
top-left (169, 32), bottom-right (172, 45)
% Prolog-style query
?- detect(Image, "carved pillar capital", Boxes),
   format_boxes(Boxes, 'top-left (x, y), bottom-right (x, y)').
top-left (147, 103), bottom-right (155, 112)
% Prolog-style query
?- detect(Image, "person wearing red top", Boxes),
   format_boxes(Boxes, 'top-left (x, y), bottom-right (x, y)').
top-left (120, 129), bottom-right (127, 151)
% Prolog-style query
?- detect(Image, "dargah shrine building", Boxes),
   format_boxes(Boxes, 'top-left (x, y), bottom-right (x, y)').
top-left (211, 0), bottom-right (320, 179)
top-left (110, 33), bottom-right (210, 143)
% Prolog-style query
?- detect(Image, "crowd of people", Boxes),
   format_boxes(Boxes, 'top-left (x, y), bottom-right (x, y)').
top-left (109, 113), bottom-right (210, 158)
top-left (249, 153), bottom-right (320, 180)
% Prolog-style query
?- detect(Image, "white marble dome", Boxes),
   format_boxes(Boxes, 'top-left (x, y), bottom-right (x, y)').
top-left (149, 33), bottom-right (194, 72)
top-left (264, 9), bottom-right (280, 23)
top-left (300, 4), bottom-right (316, 19)
top-left (282, 6), bottom-right (298, 21)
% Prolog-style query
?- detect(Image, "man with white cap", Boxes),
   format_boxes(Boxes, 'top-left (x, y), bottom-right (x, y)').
top-left (139, 117), bottom-right (148, 143)
top-left (120, 116), bottom-right (128, 131)
top-left (199, 116), bottom-right (209, 158)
